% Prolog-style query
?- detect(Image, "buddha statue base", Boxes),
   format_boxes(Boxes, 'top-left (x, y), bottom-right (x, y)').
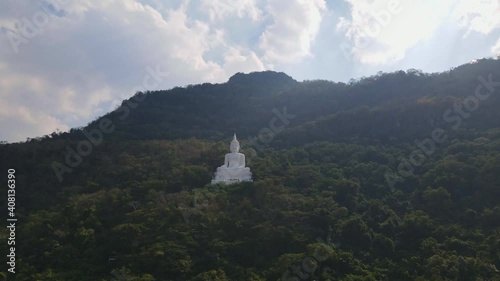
top-left (211, 167), bottom-right (253, 184)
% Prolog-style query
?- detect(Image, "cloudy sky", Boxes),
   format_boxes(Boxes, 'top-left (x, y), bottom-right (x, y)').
top-left (0, 0), bottom-right (499, 142)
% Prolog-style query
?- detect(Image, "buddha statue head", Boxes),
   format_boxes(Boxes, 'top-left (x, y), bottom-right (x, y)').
top-left (230, 133), bottom-right (240, 153)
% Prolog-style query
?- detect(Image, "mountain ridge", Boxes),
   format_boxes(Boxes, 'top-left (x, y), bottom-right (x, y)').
top-left (75, 58), bottom-right (500, 144)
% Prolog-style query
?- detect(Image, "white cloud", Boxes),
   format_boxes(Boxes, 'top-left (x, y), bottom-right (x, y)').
top-left (0, 0), bottom-right (267, 142)
top-left (0, 102), bottom-right (69, 142)
top-left (337, 0), bottom-right (500, 65)
top-left (201, 0), bottom-right (263, 22)
top-left (223, 46), bottom-right (265, 74)
top-left (259, 0), bottom-right (326, 64)
top-left (493, 38), bottom-right (500, 56)
top-left (452, 0), bottom-right (500, 36)
top-left (337, 0), bottom-right (453, 65)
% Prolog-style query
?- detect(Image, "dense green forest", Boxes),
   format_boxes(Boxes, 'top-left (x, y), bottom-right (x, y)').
top-left (1, 58), bottom-right (500, 280)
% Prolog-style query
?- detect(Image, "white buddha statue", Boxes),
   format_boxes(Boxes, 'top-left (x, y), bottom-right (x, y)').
top-left (212, 134), bottom-right (252, 184)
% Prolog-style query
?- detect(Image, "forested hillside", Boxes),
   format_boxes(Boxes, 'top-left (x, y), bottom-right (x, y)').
top-left (1, 58), bottom-right (499, 280)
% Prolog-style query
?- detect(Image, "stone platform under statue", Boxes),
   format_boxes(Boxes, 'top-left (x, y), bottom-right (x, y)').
top-left (212, 134), bottom-right (252, 184)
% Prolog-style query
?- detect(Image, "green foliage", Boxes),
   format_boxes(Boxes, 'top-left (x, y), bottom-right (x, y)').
top-left (1, 60), bottom-right (500, 280)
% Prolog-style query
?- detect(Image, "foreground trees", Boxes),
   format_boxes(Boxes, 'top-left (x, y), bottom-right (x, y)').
top-left (1, 135), bottom-right (498, 280)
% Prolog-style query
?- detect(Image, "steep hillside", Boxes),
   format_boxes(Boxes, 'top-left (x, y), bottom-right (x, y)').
top-left (41, 58), bottom-right (498, 145)
top-left (0, 58), bottom-right (499, 281)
